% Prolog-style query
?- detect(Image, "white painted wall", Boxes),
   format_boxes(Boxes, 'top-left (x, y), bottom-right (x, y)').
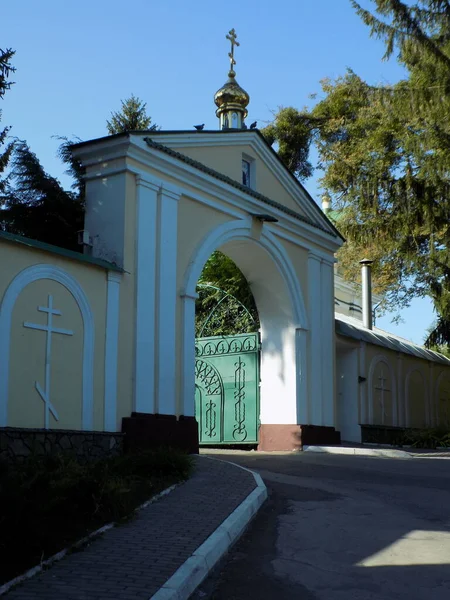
top-left (336, 347), bottom-right (360, 442)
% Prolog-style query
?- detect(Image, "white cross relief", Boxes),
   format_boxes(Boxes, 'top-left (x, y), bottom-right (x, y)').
top-left (375, 369), bottom-right (390, 423)
top-left (23, 295), bottom-right (73, 428)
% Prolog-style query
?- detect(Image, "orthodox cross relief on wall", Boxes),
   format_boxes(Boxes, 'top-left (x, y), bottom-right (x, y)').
top-left (23, 294), bottom-right (73, 428)
top-left (375, 368), bottom-right (390, 424)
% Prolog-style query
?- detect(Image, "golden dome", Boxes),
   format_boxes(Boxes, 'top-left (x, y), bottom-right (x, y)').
top-left (214, 72), bottom-right (250, 113)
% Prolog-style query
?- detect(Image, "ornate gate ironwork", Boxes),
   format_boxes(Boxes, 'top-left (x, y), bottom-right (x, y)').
top-left (195, 332), bottom-right (260, 445)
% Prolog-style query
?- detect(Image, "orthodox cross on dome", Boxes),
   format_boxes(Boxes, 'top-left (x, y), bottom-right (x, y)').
top-left (375, 369), bottom-right (390, 423)
top-left (23, 295), bottom-right (73, 428)
top-left (226, 28), bottom-right (240, 74)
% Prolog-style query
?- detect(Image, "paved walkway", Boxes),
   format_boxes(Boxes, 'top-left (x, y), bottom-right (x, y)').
top-left (3, 456), bottom-right (258, 600)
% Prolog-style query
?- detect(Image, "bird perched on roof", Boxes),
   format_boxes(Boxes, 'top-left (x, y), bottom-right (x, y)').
top-left (194, 124), bottom-right (205, 131)
top-left (250, 121), bottom-right (257, 129)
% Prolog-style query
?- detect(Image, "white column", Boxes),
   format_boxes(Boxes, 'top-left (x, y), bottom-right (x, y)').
top-left (134, 176), bottom-right (159, 414)
top-left (155, 184), bottom-right (181, 416)
top-left (296, 327), bottom-right (309, 423)
top-left (180, 293), bottom-right (198, 417)
top-left (104, 271), bottom-right (121, 431)
top-left (308, 252), bottom-right (322, 425)
top-left (397, 353), bottom-right (404, 426)
top-left (321, 259), bottom-right (335, 426)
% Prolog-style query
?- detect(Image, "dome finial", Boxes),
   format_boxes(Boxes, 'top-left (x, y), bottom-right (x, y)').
top-left (214, 29), bottom-right (250, 130)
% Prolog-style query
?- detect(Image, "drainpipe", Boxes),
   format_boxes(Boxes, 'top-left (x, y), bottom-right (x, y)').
top-left (359, 259), bottom-right (373, 330)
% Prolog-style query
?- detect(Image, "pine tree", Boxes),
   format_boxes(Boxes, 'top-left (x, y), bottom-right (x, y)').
top-left (106, 94), bottom-right (158, 134)
top-left (1, 141), bottom-right (84, 250)
top-left (0, 48), bottom-right (16, 196)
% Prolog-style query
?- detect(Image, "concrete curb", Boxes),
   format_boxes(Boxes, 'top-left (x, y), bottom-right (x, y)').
top-left (150, 457), bottom-right (267, 600)
top-left (303, 445), bottom-right (414, 459)
top-left (303, 445), bottom-right (450, 459)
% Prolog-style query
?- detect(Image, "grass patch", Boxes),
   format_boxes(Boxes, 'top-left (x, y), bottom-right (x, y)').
top-left (0, 448), bottom-right (193, 585)
top-left (398, 428), bottom-right (450, 449)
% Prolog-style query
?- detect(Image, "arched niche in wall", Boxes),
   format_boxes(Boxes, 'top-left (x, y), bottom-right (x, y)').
top-left (405, 368), bottom-right (428, 429)
top-left (435, 371), bottom-right (450, 428)
top-left (368, 355), bottom-right (397, 426)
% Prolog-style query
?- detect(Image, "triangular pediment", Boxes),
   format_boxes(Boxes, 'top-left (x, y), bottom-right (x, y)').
top-left (141, 130), bottom-right (341, 239)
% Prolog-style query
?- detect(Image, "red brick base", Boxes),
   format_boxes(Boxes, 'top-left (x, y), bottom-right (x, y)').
top-left (258, 424), bottom-right (341, 451)
top-left (121, 413), bottom-right (199, 454)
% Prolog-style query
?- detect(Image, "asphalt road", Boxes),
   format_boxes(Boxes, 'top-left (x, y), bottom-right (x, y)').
top-left (191, 451), bottom-right (450, 600)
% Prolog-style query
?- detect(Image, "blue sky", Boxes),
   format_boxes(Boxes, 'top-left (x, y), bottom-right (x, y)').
top-left (3, 0), bottom-right (435, 343)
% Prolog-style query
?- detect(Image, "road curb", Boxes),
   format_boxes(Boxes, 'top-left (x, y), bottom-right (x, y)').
top-left (150, 458), bottom-right (267, 600)
top-left (303, 445), bottom-right (414, 459)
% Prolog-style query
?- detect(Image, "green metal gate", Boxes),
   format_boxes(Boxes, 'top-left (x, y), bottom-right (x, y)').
top-left (195, 332), bottom-right (260, 445)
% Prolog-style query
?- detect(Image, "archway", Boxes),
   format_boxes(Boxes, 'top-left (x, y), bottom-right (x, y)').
top-left (195, 251), bottom-right (260, 445)
top-left (181, 219), bottom-right (308, 448)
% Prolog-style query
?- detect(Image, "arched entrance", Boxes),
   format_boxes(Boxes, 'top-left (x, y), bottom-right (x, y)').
top-left (181, 219), bottom-right (308, 449)
top-left (194, 255), bottom-right (260, 445)
top-left (73, 128), bottom-right (343, 453)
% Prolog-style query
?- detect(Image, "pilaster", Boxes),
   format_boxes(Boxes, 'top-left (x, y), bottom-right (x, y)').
top-left (308, 252), bottom-right (322, 425)
top-left (320, 258), bottom-right (335, 426)
top-left (134, 175), bottom-right (159, 414)
top-left (296, 327), bottom-right (309, 423)
top-left (180, 292), bottom-right (198, 417)
top-left (397, 353), bottom-right (404, 426)
top-left (104, 271), bottom-right (121, 431)
top-left (155, 184), bottom-right (181, 415)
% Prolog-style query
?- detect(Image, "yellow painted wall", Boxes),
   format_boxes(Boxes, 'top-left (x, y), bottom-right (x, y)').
top-left (279, 237), bottom-right (309, 312)
top-left (364, 345), bottom-right (398, 426)
top-left (9, 279), bottom-right (84, 429)
top-left (1, 239), bottom-right (109, 431)
top-left (176, 195), bottom-right (233, 290)
top-left (362, 342), bottom-right (450, 429)
top-left (436, 371), bottom-right (450, 428)
top-left (173, 144), bottom-right (309, 216)
top-left (406, 369), bottom-right (428, 428)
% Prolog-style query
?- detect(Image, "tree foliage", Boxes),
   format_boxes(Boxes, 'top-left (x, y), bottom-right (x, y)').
top-left (196, 251), bottom-right (259, 337)
top-left (1, 88), bottom-right (162, 251)
top-left (1, 141), bottom-right (84, 250)
top-left (0, 48), bottom-right (16, 195)
top-left (106, 94), bottom-right (158, 134)
top-left (261, 107), bottom-right (313, 181)
top-left (263, 0), bottom-right (450, 347)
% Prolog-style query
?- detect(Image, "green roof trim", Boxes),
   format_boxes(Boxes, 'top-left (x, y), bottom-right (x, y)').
top-left (143, 136), bottom-right (339, 238)
top-left (0, 230), bottom-right (123, 272)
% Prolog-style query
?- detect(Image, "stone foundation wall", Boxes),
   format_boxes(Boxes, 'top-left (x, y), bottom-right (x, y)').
top-left (0, 427), bottom-right (124, 463)
top-left (257, 424), bottom-right (341, 451)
